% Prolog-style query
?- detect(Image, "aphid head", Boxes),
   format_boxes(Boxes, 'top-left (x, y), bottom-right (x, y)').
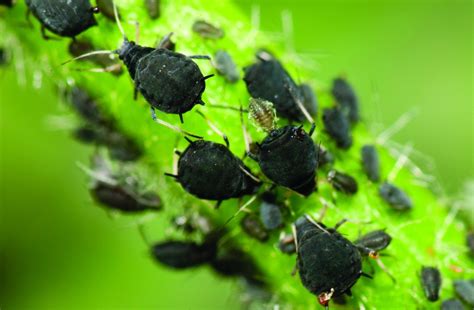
top-left (318, 288), bottom-right (334, 309)
top-left (248, 98), bottom-right (277, 132)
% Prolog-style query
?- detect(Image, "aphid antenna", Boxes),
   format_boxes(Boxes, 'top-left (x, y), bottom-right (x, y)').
top-left (238, 165), bottom-right (261, 183)
top-left (112, 0), bottom-right (126, 39)
top-left (291, 223), bottom-right (298, 253)
top-left (157, 32), bottom-right (174, 49)
top-left (72, 63), bottom-right (122, 73)
top-left (195, 110), bottom-right (229, 147)
top-left (221, 195), bottom-right (258, 227)
top-left (287, 83), bottom-right (315, 125)
top-left (304, 214), bottom-right (331, 235)
top-left (151, 108), bottom-right (202, 139)
top-left (317, 197), bottom-right (331, 222)
top-left (374, 258), bottom-right (397, 283)
top-left (206, 104), bottom-right (248, 113)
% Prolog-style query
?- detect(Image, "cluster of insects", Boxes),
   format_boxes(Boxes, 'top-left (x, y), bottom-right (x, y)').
top-left (11, 0), bottom-right (472, 308)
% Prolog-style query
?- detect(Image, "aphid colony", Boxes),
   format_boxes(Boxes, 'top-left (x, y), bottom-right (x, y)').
top-left (24, 0), bottom-right (472, 308)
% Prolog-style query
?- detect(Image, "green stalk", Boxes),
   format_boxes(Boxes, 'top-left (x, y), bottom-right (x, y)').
top-left (1, 1), bottom-right (472, 308)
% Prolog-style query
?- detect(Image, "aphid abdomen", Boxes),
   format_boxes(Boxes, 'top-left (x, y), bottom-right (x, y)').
top-left (27, 0), bottom-right (97, 37)
top-left (361, 145), bottom-right (380, 182)
top-left (323, 107), bottom-right (352, 149)
top-left (332, 77), bottom-right (359, 124)
top-left (152, 240), bottom-right (215, 269)
top-left (136, 49), bottom-right (206, 114)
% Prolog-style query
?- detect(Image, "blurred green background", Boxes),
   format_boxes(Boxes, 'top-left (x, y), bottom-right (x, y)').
top-left (1, 0), bottom-right (472, 308)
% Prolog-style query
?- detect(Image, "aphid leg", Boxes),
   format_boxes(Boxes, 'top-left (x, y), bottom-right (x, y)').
top-left (318, 288), bottom-right (335, 310)
top-left (134, 85), bottom-right (139, 100)
top-left (40, 25), bottom-right (52, 40)
top-left (189, 55), bottom-right (211, 60)
top-left (214, 201), bottom-right (222, 209)
top-left (195, 110), bottom-right (229, 147)
top-left (222, 196), bottom-right (257, 226)
top-left (179, 114), bottom-right (184, 124)
top-left (164, 173), bottom-right (178, 179)
top-left (360, 271), bottom-right (373, 279)
top-left (374, 257), bottom-right (396, 283)
top-left (157, 32), bottom-right (174, 49)
top-left (238, 165), bottom-right (261, 183)
top-left (309, 122), bottom-right (316, 136)
top-left (305, 214), bottom-right (331, 234)
top-left (334, 218), bottom-right (349, 231)
top-left (201, 74), bottom-right (215, 82)
top-left (318, 197), bottom-right (330, 222)
top-left (151, 108), bottom-right (202, 139)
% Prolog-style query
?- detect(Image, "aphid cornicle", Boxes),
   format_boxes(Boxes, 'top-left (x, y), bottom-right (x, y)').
top-left (214, 50), bottom-right (239, 83)
top-left (420, 266), bottom-right (442, 302)
top-left (327, 170), bottom-right (358, 195)
top-left (26, 0), bottom-right (98, 39)
top-left (323, 107), bottom-right (353, 149)
top-left (441, 298), bottom-right (464, 310)
top-left (379, 182), bottom-right (413, 211)
top-left (244, 53), bottom-right (306, 122)
top-left (169, 139), bottom-right (260, 204)
top-left (361, 145), bottom-right (380, 182)
top-left (241, 214), bottom-right (269, 242)
top-left (295, 216), bottom-right (364, 308)
top-left (248, 99), bottom-right (318, 196)
top-left (332, 77), bottom-right (359, 124)
top-left (454, 279), bottom-right (474, 306)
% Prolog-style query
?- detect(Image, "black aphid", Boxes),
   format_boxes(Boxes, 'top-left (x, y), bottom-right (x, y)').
top-left (361, 145), bottom-right (380, 182)
top-left (328, 170), bottom-right (358, 195)
top-left (241, 214), bottom-right (269, 242)
top-left (214, 50), bottom-right (239, 83)
top-left (332, 77), bottom-right (359, 124)
top-left (26, 0), bottom-right (98, 39)
top-left (278, 234), bottom-right (296, 254)
top-left (317, 145), bottom-right (334, 168)
top-left (379, 182), bottom-right (413, 211)
top-left (96, 0), bottom-right (117, 21)
top-left (92, 181), bottom-right (161, 212)
top-left (244, 53), bottom-right (306, 122)
top-left (295, 216), bottom-right (364, 308)
top-left (151, 240), bottom-right (216, 269)
top-left (69, 40), bottom-right (123, 75)
top-left (192, 20), bottom-right (224, 39)
top-left (300, 83), bottom-right (318, 117)
top-left (259, 192), bottom-right (283, 230)
top-left (0, 0), bottom-right (14, 7)
top-left (248, 99), bottom-right (317, 196)
top-left (420, 266), bottom-right (442, 302)
top-left (467, 232), bottom-right (474, 257)
top-left (0, 48), bottom-right (9, 66)
top-left (145, 0), bottom-right (160, 19)
top-left (354, 229), bottom-right (392, 254)
top-left (454, 279), bottom-right (474, 306)
top-left (169, 140), bottom-right (260, 204)
top-left (323, 107), bottom-right (352, 149)
top-left (441, 298), bottom-right (465, 310)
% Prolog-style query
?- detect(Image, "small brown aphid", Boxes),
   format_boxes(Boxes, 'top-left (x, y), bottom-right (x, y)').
top-left (248, 98), bottom-right (277, 132)
top-left (192, 20), bottom-right (224, 39)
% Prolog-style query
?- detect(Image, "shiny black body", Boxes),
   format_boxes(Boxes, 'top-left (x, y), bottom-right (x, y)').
top-left (332, 77), bottom-right (359, 123)
top-left (295, 216), bottom-right (363, 298)
top-left (441, 299), bottom-right (464, 310)
top-left (361, 145), bottom-right (380, 182)
top-left (117, 40), bottom-right (208, 115)
top-left (241, 214), bottom-right (269, 242)
top-left (454, 279), bottom-right (474, 306)
top-left (176, 140), bottom-right (260, 201)
top-left (323, 107), bottom-right (353, 149)
top-left (244, 56), bottom-right (305, 122)
top-left (91, 181), bottom-right (161, 212)
top-left (214, 50), bottom-right (239, 83)
top-left (420, 266), bottom-right (442, 302)
top-left (354, 230), bottom-right (392, 254)
top-left (152, 240), bottom-right (216, 269)
top-left (253, 125), bottom-right (317, 196)
top-left (26, 0), bottom-right (97, 38)
top-left (145, 0), bottom-right (160, 19)
top-left (259, 193), bottom-right (283, 230)
top-left (379, 182), bottom-right (413, 211)
top-left (300, 83), bottom-right (318, 117)
top-left (328, 170), bottom-right (358, 195)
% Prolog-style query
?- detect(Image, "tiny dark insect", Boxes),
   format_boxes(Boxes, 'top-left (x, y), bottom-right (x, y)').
top-left (316, 145), bottom-right (334, 168)
top-left (259, 192), bottom-right (283, 230)
top-left (327, 170), bottom-right (358, 195)
top-left (213, 50), bottom-right (239, 83)
top-left (379, 182), bottom-right (413, 211)
top-left (0, 48), bottom-right (9, 65)
top-left (332, 77), bottom-right (359, 124)
top-left (361, 145), bottom-right (380, 182)
top-left (278, 233), bottom-right (296, 254)
top-left (192, 20), bottom-right (224, 39)
top-left (151, 240), bottom-right (216, 269)
top-left (96, 0), bottom-right (117, 21)
top-left (467, 232), bottom-right (474, 257)
top-left (26, 0), bottom-right (98, 39)
top-left (0, 0), bottom-right (14, 7)
top-left (420, 266), bottom-right (442, 302)
top-left (295, 216), bottom-right (364, 308)
top-left (168, 139), bottom-right (260, 205)
top-left (145, 0), bottom-right (160, 19)
top-left (354, 229), bottom-right (392, 254)
top-left (69, 40), bottom-right (123, 75)
top-left (299, 83), bottom-right (318, 118)
top-left (454, 279), bottom-right (474, 306)
top-left (241, 214), bottom-right (269, 242)
top-left (441, 298), bottom-right (465, 310)
top-left (248, 99), bottom-right (318, 196)
top-left (68, 86), bottom-right (106, 125)
top-left (322, 107), bottom-right (352, 149)
top-left (244, 53), bottom-right (306, 122)
top-left (91, 181), bottom-right (161, 212)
